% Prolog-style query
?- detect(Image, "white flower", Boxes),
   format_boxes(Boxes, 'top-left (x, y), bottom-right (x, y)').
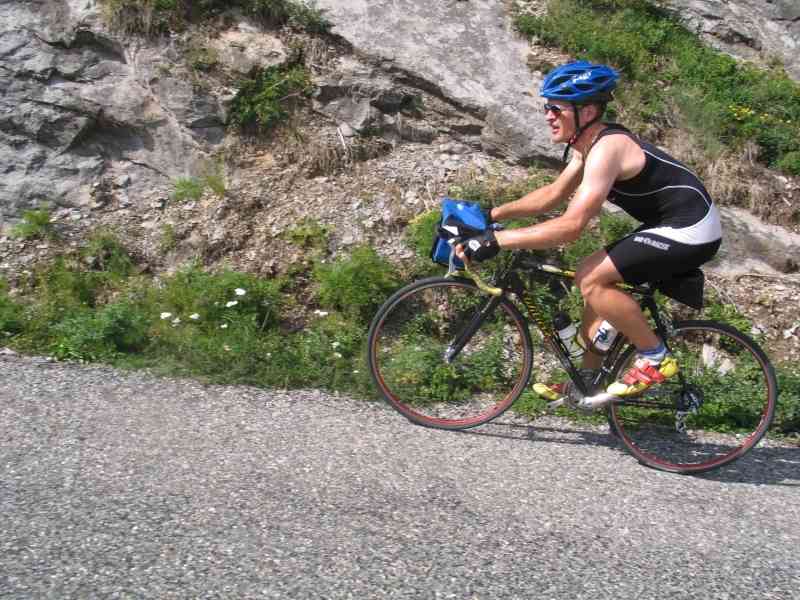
top-left (234, 288), bottom-right (246, 296)
top-left (172, 317), bottom-right (181, 325)
top-left (331, 341), bottom-right (340, 348)
top-left (223, 344), bottom-right (231, 352)
top-left (220, 323), bottom-right (228, 329)
top-left (333, 352), bottom-right (342, 359)
top-left (189, 313), bottom-right (200, 320)
top-left (160, 312), bottom-right (172, 320)
top-left (314, 310), bottom-right (329, 317)
top-left (353, 370), bottom-right (359, 374)
top-left (226, 300), bottom-right (238, 308)
top-left (266, 353), bottom-right (272, 358)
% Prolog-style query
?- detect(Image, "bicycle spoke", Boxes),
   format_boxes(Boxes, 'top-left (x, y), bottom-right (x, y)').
top-left (368, 278), bottom-right (532, 429)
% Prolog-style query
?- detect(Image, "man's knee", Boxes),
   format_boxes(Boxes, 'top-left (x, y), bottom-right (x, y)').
top-left (576, 253), bottom-right (622, 298)
top-left (575, 265), bottom-right (600, 298)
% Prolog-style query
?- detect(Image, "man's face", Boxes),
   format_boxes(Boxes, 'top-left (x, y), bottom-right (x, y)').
top-left (543, 100), bottom-right (576, 143)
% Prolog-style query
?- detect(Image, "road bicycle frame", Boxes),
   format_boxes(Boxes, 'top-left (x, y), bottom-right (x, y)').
top-left (448, 250), bottom-right (678, 407)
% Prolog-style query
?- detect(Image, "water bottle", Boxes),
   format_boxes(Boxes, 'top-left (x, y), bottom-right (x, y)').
top-left (553, 312), bottom-right (584, 359)
top-left (592, 320), bottom-right (618, 353)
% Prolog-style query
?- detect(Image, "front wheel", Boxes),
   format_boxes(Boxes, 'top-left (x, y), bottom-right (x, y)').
top-left (608, 320), bottom-right (777, 474)
top-left (367, 277), bottom-right (533, 430)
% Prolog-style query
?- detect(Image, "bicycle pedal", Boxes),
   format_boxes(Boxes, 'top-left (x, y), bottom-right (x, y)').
top-left (546, 396), bottom-right (568, 410)
top-left (576, 392), bottom-right (617, 411)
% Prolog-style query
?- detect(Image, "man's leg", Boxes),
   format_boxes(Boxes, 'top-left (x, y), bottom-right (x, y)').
top-left (575, 248), bottom-right (660, 352)
top-left (576, 248), bottom-right (679, 398)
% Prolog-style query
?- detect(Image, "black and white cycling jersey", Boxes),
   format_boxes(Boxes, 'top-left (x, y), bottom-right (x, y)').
top-left (595, 125), bottom-right (722, 246)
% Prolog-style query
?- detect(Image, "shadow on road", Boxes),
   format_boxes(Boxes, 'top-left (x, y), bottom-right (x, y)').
top-left (455, 419), bottom-right (800, 486)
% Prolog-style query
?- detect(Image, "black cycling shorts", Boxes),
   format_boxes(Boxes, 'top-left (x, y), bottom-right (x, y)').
top-left (605, 230), bottom-right (721, 285)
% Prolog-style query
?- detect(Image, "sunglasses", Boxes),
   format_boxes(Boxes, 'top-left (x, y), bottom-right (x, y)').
top-left (543, 103), bottom-right (570, 115)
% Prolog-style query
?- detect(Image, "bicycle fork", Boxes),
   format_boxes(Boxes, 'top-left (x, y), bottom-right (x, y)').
top-left (444, 295), bottom-right (504, 363)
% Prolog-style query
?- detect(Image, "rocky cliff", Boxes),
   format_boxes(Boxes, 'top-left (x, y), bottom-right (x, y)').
top-left (663, 0), bottom-right (800, 81)
top-left (0, 0), bottom-right (798, 283)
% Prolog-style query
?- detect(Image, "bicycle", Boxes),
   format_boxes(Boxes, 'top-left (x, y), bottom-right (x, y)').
top-left (367, 249), bottom-right (777, 474)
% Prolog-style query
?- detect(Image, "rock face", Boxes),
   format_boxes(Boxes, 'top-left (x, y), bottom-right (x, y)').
top-left (0, 0), bottom-right (238, 227)
top-left (0, 0), bottom-right (798, 283)
top-left (714, 207), bottom-right (800, 277)
top-left (312, 0), bottom-right (552, 163)
top-left (663, 0), bottom-right (800, 80)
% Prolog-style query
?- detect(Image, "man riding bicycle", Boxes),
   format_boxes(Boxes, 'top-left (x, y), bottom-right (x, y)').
top-left (456, 61), bottom-right (722, 401)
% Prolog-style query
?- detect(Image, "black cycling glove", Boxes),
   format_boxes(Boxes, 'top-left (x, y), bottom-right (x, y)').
top-left (463, 229), bottom-right (500, 262)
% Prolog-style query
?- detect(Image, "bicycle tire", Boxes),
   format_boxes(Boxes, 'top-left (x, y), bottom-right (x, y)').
top-left (367, 277), bottom-right (533, 430)
top-left (607, 320), bottom-right (777, 474)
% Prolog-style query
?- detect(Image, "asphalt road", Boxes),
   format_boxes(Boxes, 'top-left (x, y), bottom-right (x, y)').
top-left (1, 355), bottom-right (799, 599)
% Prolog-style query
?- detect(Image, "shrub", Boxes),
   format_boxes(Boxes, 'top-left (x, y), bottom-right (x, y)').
top-left (245, 0), bottom-right (331, 33)
top-left (31, 256), bottom-right (105, 311)
top-left (187, 43), bottom-right (219, 72)
top-left (0, 280), bottom-right (23, 335)
top-left (702, 297), bottom-right (753, 334)
top-left (286, 218), bottom-right (330, 252)
top-left (171, 177), bottom-right (205, 203)
top-left (82, 231), bottom-right (135, 280)
top-left (12, 208), bottom-right (55, 241)
top-left (202, 172), bottom-right (226, 198)
top-left (405, 209), bottom-right (440, 260)
top-left (155, 265), bottom-right (283, 331)
top-left (293, 313), bottom-right (367, 390)
top-left (100, 0), bottom-right (330, 35)
top-left (51, 302), bottom-right (151, 362)
top-left (775, 151), bottom-right (800, 176)
top-left (160, 224), bottom-right (178, 253)
top-left (314, 246), bottom-right (400, 322)
top-left (99, 0), bottom-right (179, 35)
top-left (775, 365), bottom-right (800, 435)
top-left (228, 63), bottom-right (313, 133)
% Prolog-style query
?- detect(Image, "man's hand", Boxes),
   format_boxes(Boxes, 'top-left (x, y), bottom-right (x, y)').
top-left (456, 230), bottom-right (500, 263)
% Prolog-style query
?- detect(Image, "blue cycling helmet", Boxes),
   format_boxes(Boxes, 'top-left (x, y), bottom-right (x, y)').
top-left (540, 61), bottom-right (619, 103)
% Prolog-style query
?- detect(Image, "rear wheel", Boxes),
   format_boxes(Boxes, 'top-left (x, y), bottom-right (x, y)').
top-left (367, 277), bottom-right (533, 429)
top-left (608, 320), bottom-right (777, 474)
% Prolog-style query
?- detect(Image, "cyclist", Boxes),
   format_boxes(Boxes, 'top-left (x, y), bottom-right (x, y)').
top-left (456, 60), bottom-right (722, 403)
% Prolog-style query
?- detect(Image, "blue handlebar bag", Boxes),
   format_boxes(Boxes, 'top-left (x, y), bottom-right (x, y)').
top-left (430, 198), bottom-right (488, 268)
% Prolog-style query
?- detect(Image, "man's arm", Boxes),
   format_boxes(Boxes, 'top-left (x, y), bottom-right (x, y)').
top-left (494, 138), bottom-right (623, 250)
top-left (490, 155), bottom-right (584, 221)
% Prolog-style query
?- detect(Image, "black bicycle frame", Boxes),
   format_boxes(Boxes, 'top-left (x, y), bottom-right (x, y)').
top-left (445, 251), bottom-right (682, 398)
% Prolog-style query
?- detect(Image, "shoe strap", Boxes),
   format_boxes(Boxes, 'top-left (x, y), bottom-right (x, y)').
top-left (621, 359), bottom-right (666, 386)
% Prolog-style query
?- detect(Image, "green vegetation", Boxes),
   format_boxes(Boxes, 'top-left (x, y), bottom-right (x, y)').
top-left (285, 218), bottom-right (330, 252)
top-left (228, 63), bottom-right (313, 133)
top-left (3, 232), bottom-right (382, 394)
top-left (2, 230), bottom-right (796, 438)
top-left (100, 0), bottom-right (330, 36)
top-left (82, 230), bottom-right (136, 280)
top-left (0, 280), bottom-right (23, 335)
top-left (702, 294), bottom-right (753, 334)
top-left (776, 368), bottom-right (800, 435)
top-left (186, 42), bottom-right (219, 72)
top-left (12, 208), bottom-right (56, 241)
top-left (561, 211), bottom-right (638, 268)
top-left (405, 209), bottom-right (441, 262)
top-left (171, 177), bottom-right (205, 203)
top-left (170, 165), bottom-right (226, 203)
top-left (514, 0), bottom-right (800, 174)
top-left (159, 224), bottom-right (178, 253)
top-left (314, 246), bottom-right (400, 322)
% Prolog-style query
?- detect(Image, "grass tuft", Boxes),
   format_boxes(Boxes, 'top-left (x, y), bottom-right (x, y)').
top-left (12, 208), bottom-right (56, 241)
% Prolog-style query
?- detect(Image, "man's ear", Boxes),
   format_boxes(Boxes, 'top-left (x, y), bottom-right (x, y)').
top-left (581, 104), bottom-right (601, 122)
